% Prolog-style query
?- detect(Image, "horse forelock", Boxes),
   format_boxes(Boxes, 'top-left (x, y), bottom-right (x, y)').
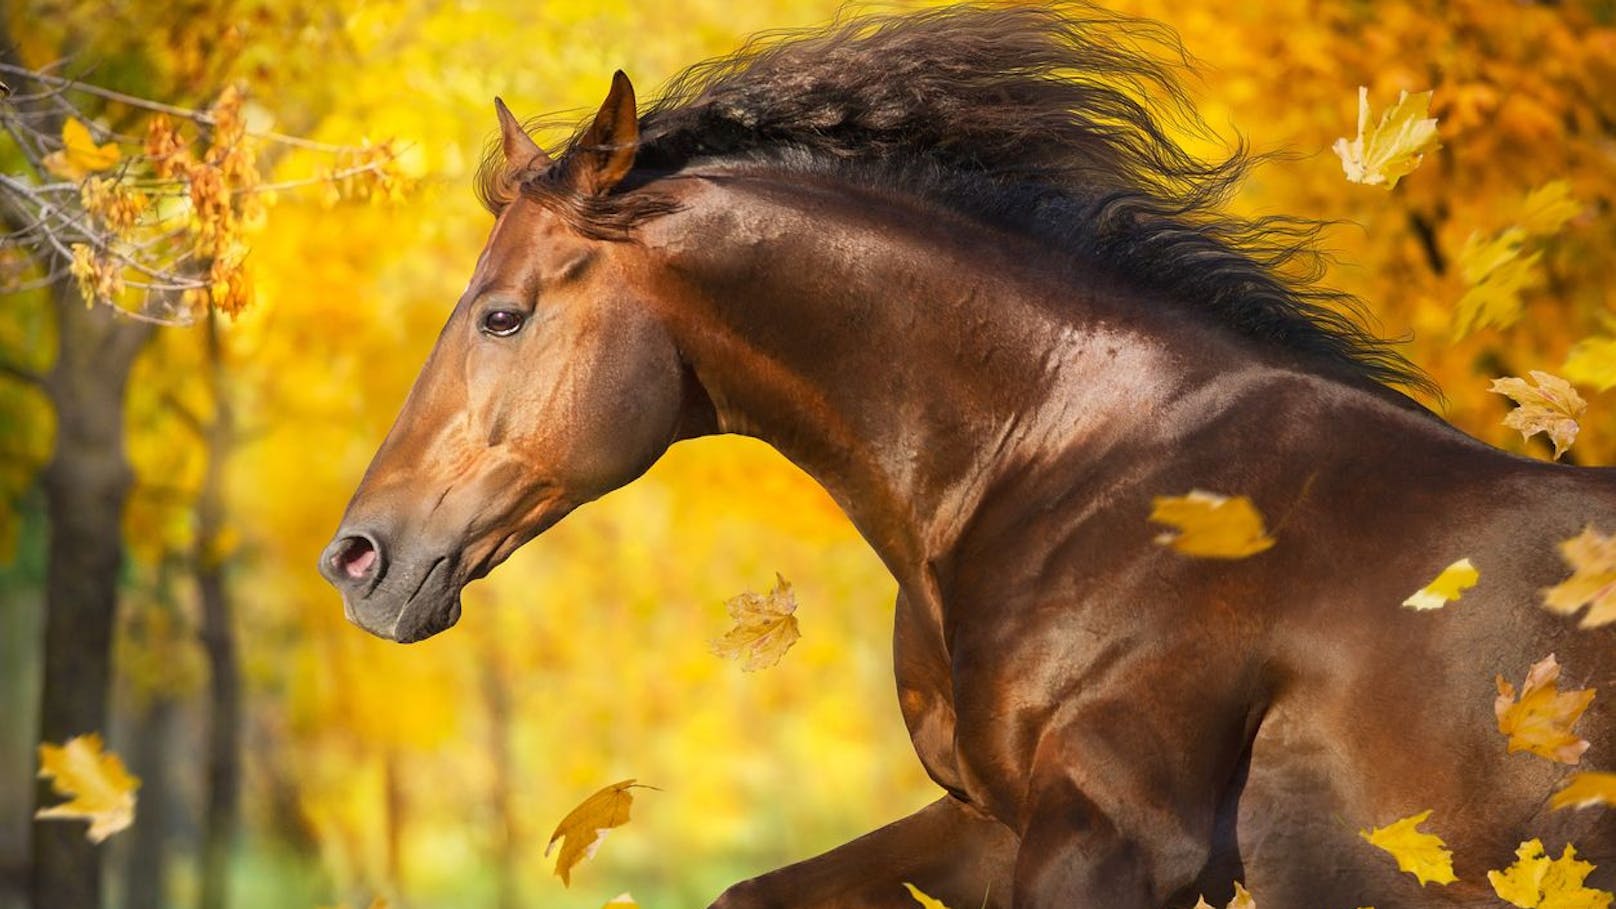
top-left (474, 2), bottom-right (1435, 396)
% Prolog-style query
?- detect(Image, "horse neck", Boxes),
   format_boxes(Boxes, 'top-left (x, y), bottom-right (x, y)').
top-left (645, 172), bottom-right (1256, 592)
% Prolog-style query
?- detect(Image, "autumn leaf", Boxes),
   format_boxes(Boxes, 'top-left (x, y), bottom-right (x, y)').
top-left (1192, 882), bottom-right (1256, 909)
top-left (43, 118), bottom-right (122, 180)
top-left (1496, 654), bottom-right (1594, 765)
top-left (903, 883), bottom-right (951, 909)
top-left (1490, 371), bottom-right (1587, 460)
top-left (545, 780), bottom-right (649, 886)
top-left (1402, 558), bottom-right (1478, 611)
top-left (603, 894), bottom-right (639, 909)
top-left (1333, 86), bottom-right (1439, 188)
top-left (710, 573), bottom-right (801, 670)
top-left (1454, 229), bottom-right (1541, 337)
top-left (1543, 526), bottom-right (1616, 628)
top-left (1359, 809), bottom-right (1457, 886)
top-left (1564, 336), bottom-right (1616, 393)
top-left (1518, 181), bottom-right (1582, 236)
top-left (1488, 839), bottom-right (1613, 908)
top-left (1551, 772), bottom-right (1616, 812)
top-left (1150, 490), bottom-right (1275, 559)
top-left (34, 733), bottom-right (139, 843)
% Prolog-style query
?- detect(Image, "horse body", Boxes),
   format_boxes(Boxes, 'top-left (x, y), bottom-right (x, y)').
top-left (319, 7), bottom-right (1616, 906)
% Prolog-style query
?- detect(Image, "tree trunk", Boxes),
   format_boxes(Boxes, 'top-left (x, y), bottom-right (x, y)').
top-left (31, 282), bottom-right (153, 909)
top-left (196, 309), bottom-right (240, 909)
top-left (121, 691), bottom-right (176, 909)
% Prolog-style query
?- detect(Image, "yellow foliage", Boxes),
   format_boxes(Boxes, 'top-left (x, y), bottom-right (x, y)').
top-left (34, 733), bottom-right (140, 843)
top-left (1358, 809), bottom-right (1457, 886)
top-left (709, 573), bottom-right (802, 671)
top-left (1193, 882), bottom-right (1256, 909)
top-left (1332, 87), bottom-right (1439, 189)
top-left (1496, 654), bottom-right (1595, 765)
top-left (43, 117), bottom-right (121, 179)
top-left (1551, 772), bottom-right (1616, 812)
top-left (1401, 557), bottom-right (1478, 611)
top-left (1150, 490), bottom-right (1276, 559)
top-left (1488, 839), bottom-right (1613, 909)
top-left (545, 780), bottom-right (647, 886)
top-left (903, 882), bottom-right (951, 909)
top-left (1543, 526), bottom-right (1616, 629)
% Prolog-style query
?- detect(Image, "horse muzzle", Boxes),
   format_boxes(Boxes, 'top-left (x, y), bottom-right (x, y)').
top-left (318, 530), bottom-right (464, 643)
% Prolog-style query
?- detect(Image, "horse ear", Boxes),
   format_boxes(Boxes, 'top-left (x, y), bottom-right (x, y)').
top-left (570, 70), bottom-right (639, 196)
top-left (494, 97), bottom-right (549, 171)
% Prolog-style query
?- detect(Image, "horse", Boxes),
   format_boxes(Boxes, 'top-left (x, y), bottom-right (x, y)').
top-left (317, 5), bottom-right (1616, 907)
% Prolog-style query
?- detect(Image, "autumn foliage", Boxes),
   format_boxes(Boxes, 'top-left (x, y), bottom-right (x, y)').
top-left (3, 1), bottom-right (1616, 908)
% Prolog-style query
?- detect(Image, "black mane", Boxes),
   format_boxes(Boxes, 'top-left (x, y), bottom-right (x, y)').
top-left (480, 3), bottom-right (1432, 394)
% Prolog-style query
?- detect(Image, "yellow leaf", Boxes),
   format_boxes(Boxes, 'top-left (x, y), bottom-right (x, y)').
top-left (603, 894), bottom-right (639, 909)
top-left (1551, 772), bottom-right (1616, 812)
top-left (1402, 558), bottom-right (1479, 611)
top-left (1359, 809), bottom-right (1457, 886)
top-left (709, 573), bottom-right (801, 670)
top-left (43, 118), bottom-right (122, 180)
top-left (1564, 337), bottom-right (1616, 393)
top-left (545, 780), bottom-right (646, 886)
top-left (34, 733), bottom-right (139, 843)
top-left (1488, 838), bottom-right (1613, 908)
top-left (1518, 181), bottom-right (1581, 236)
top-left (903, 882), bottom-right (951, 909)
top-left (1332, 86), bottom-right (1440, 188)
top-left (1454, 230), bottom-right (1540, 337)
top-left (1228, 882), bottom-right (1255, 909)
top-left (1490, 371), bottom-right (1586, 460)
top-left (1150, 490), bottom-right (1275, 559)
top-left (1496, 654), bottom-right (1594, 765)
top-left (1543, 526), bottom-right (1616, 628)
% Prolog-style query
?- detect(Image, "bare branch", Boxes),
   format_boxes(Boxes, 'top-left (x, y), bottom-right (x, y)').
top-left (0, 357), bottom-right (44, 386)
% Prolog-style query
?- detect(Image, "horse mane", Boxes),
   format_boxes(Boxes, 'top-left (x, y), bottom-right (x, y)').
top-left (479, 3), bottom-right (1434, 394)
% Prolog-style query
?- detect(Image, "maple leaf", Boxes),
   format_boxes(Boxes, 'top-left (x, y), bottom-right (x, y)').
top-left (1359, 809), bottom-right (1457, 886)
top-left (603, 894), bottom-right (639, 909)
top-left (1192, 882), bottom-right (1257, 909)
top-left (1454, 230), bottom-right (1541, 337)
top-left (545, 780), bottom-right (649, 886)
top-left (1488, 838), bottom-right (1613, 908)
top-left (1551, 772), bottom-right (1616, 812)
top-left (1333, 86), bottom-right (1440, 188)
top-left (1543, 526), bottom-right (1616, 628)
top-left (710, 573), bottom-right (801, 670)
top-left (1564, 336), bottom-right (1616, 392)
top-left (1518, 181), bottom-right (1582, 236)
top-left (1496, 654), bottom-right (1594, 765)
top-left (34, 733), bottom-right (139, 843)
top-left (1150, 490), bottom-right (1275, 559)
top-left (903, 882), bottom-right (951, 909)
top-left (1490, 371), bottom-right (1587, 460)
top-left (1402, 558), bottom-right (1479, 611)
top-left (43, 118), bottom-right (122, 180)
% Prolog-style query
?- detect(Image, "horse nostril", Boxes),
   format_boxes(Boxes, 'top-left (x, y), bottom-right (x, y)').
top-left (332, 535), bottom-right (380, 582)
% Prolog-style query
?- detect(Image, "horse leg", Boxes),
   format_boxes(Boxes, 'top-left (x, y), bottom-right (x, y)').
top-left (710, 795), bottom-right (1018, 909)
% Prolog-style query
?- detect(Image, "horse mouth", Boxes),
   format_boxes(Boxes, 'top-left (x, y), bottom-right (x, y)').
top-left (344, 556), bottom-right (464, 643)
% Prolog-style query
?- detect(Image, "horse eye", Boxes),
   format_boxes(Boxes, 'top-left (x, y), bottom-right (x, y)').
top-left (481, 310), bottom-right (524, 337)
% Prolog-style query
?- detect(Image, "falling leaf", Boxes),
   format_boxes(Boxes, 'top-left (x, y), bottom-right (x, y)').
top-left (545, 780), bottom-right (648, 886)
top-left (1518, 181), bottom-right (1582, 236)
top-left (1496, 654), bottom-right (1594, 765)
top-left (603, 894), bottom-right (639, 909)
top-left (1543, 526), bottom-right (1616, 628)
top-left (903, 883), bottom-right (951, 909)
top-left (34, 733), bottom-right (139, 843)
top-left (1192, 882), bottom-right (1257, 909)
top-left (1490, 371), bottom-right (1587, 460)
top-left (710, 573), bottom-right (801, 670)
top-left (1150, 490), bottom-right (1275, 559)
top-left (1488, 838), bottom-right (1613, 908)
top-left (1454, 230), bottom-right (1541, 337)
top-left (1564, 337), bottom-right (1616, 393)
top-left (1359, 809), bottom-right (1457, 886)
top-left (1551, 772), bottom-right (1616, 811)
top-left (1333, 86), bottom-right (1440, 188)
top-left (1402, 558), bottom-right (1479, 611)
top-left (43, 118), bottom-right (122, 180)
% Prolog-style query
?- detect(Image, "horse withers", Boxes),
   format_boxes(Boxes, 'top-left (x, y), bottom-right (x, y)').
top-left (319, 6), bottom-right (1616, 907)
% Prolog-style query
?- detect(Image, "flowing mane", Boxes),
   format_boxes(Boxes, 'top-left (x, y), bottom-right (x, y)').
top-left (479, 3), bottom-right (1433, 393)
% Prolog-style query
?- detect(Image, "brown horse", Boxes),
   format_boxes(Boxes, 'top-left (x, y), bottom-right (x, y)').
top-left (318, 6), bottom-right (1616, 907)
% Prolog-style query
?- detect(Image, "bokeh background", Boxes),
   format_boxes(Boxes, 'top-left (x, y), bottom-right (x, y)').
top-left (2, 1), bottom-right (1614, 908)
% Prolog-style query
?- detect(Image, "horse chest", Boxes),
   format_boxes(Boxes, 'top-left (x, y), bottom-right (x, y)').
top-left (893, 591), bottom-right (970, 797)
